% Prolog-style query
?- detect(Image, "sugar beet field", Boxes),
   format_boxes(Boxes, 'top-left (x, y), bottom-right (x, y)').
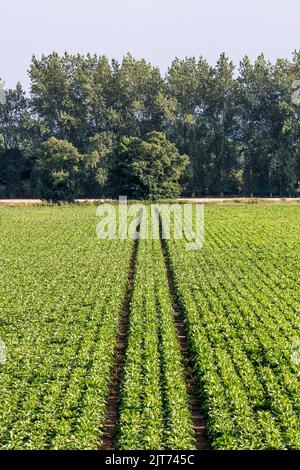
top-left (0, 205), bottom-right (300, 450)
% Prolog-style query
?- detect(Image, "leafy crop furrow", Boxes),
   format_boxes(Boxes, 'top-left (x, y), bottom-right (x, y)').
top-left (118, 234), bottom-right (194, 450)
top-left (165, 205), bottom-right (300, 449)
top-left (0, 207), bottom-right (133, 449)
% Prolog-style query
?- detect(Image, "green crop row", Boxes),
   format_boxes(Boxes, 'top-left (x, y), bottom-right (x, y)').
top-left (165, 205), bottom-right (300, 449)
top-left (118, 237), bottom-right (194, 450)
top-left (0, 206), bottom-right (133, 449)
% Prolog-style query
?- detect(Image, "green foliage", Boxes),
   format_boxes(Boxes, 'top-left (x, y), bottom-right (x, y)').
top-left (0, 206), bottom-right (133, 449)
top-left (1, 51), bottom-right (300, 198)
top-left (0, 205), bottom-right (299, 449)
top-left (166, 205), bottom-right (300, 449)
top-left (0, 83), bottom-right (35, 197)
top-left (35, 137), bottom-right (82, 202)
top-left (108, 132), bottom-right (189, 199)
top-left (118, 236), bottom-right (194, 450)
top-left (81, 131), bottom-right (116, 196)
top-left (111, 54), bottom-right (171, 137)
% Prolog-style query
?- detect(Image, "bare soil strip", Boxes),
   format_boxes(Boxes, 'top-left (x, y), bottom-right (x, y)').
top-left (101, 239), bottom-right (139, 450)
top-left (160, 236), bottom-right (208, 450)
top-left (1, 197), bottom-right (300, 207)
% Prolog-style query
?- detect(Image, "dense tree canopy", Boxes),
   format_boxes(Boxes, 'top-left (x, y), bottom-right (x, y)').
top-left (108, 132), bottom-right (188, 199)
top-left (1, 51), bottom-right (300, 200)
top-left (35, 137), bottom-right (82, 202)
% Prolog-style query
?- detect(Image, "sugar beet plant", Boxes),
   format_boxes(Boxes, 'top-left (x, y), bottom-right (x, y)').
top-left (165, 205), bottom-right (300, 449)
top-left (0, 206), bottom-right (133, 449)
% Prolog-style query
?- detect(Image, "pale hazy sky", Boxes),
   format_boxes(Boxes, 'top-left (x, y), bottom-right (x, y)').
top-left (0, 0), bottom-right (299, 90)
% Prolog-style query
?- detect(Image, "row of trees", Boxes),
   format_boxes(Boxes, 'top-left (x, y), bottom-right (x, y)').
top-left (1, 51), bottom-right (300, 200)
